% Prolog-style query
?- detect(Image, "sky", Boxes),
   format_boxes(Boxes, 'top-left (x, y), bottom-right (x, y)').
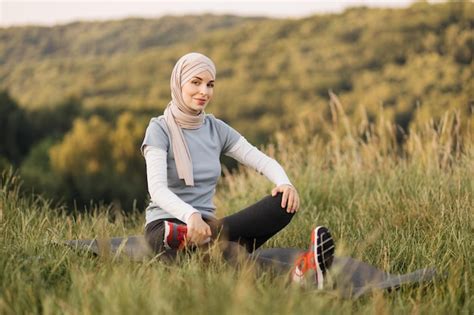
top-left (0, 0), bottom-right (433, 27)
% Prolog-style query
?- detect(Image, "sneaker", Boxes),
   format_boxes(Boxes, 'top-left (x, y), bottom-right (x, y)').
top-left (292, 226), bottom-right (335, 289)
top-left (163, 221), bottom-right (188, 250)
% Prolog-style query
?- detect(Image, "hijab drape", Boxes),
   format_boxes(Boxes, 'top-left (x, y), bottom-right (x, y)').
top-left (164, 52), bottom-right (216, 186)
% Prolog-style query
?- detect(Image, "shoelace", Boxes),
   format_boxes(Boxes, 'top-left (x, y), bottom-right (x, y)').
top-left (294, 251), bottom-right (317, 275)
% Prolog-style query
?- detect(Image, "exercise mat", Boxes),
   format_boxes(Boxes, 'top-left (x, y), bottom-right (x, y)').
top-left (64, 236), bottom-right (439, 298)
top-left (65, 236), bottom-right (150, 260)
top-left (253, 248), bottom-right (439, 299)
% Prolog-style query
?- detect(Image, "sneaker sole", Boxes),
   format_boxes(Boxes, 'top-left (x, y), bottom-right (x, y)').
top-left (312, 226), bottom-right (335, 289)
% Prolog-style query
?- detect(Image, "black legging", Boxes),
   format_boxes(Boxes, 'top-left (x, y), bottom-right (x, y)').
top-left (217, 192), bottom-right (296, 251)
top-left (144, 193), bottom-right (305, 271)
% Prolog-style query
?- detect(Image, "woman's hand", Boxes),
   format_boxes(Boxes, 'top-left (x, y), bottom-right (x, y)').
top-left (271, 184), bottom-right (300, 213)
top-left (187, 213), bottom-right (212, 245)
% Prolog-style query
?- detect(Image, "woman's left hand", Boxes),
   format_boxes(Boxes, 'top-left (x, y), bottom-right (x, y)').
top-left (271, 184), bottom-right (300, 213)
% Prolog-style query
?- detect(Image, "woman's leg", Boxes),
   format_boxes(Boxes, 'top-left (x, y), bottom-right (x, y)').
top-left (144, 218), bottom-right (184, 260)
top-left (144, 208), bottom-right (335, 288)
top-left (145, 193), bottom-right (293, 254)
top-left (251, 248), bottom-right (305, 273)
top-left (214, 192), bottom-right (295, 252)
top-left (144, 193), bottom-right (297, 263)
top-left (218, 226), bottom-right (336, 289)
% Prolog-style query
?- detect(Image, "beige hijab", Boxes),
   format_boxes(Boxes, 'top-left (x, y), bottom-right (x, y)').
top-left (164, 52), bottom-right (216, 186)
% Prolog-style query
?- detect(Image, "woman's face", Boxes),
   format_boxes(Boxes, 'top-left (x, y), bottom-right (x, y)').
top-left (181, 70), bottom-right (214, 113)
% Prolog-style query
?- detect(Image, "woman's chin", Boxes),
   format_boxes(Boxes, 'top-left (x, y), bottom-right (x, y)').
top-left (193, 104), bottom-right (207, 112)
top-left (191, 107), bottom-right (204, 114)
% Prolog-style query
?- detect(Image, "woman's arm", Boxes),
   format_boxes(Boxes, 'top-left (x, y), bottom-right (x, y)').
top-left (145, 145), bottom-right (212, 243)
top-left (225, 137), bottom-right (299, 212)
top-left (225, 137), bottom-right (291, 185)
top-left (144, 145), bottom-right (200, 223)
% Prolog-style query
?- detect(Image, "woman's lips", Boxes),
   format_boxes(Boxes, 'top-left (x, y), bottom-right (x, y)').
top-left (194, 98), bottom-right (206, 105)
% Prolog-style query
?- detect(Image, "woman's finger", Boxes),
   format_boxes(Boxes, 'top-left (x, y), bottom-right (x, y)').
top-left (186, 227), bottom-right (194, 240)
top-left (287, 190), bottom-right (294, 213)
top-left (291, 193), bottom-right (298, 212)
top-left (293, 193), bottom-right (298, 212)
top-left (271, 187), bottom-right (279, 197)
top-left (274, 186), bottom-right (284, 196)
top-left (194, 230), bottom-right (203, 244)
top-left (290, 192), bottom-right (297, 212)
top-left (198, 228), bottom-right (206, 238)
top-left (281, 189), bottom-right (289, 209)
top-left (192, 232), bottom-right (200, 244)
top-left (296, 198), bottom-right (300, 212)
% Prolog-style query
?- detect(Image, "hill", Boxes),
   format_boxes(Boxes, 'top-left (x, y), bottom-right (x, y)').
top-left (0, 15), bottom-right (262, 64)
top-left (0, 3), bottom-right (471, 134)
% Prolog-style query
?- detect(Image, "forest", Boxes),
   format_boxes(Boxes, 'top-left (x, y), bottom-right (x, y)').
top-left (0, 1), bottom-right (472, 211)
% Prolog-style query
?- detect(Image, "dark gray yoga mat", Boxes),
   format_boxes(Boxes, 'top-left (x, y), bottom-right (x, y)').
top-left (64, 236), bottom-right (439, 299)
top-left (253, 248), bottom-right (439, 299)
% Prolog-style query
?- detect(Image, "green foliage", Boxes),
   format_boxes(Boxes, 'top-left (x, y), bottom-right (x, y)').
top-left (0, 90), bottom-right (32, 165)
top-left (0, 91), bottom-right (82, 168)
top-left (47, 113), bottom-right (148, 211)
top-left (27, 97), bottom-right (82, 141)
top-left (20, 137), bottom-right (66, 200)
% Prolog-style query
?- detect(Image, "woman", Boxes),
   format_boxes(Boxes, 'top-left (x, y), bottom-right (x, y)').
top-left (141, 52), bottom-right (335, 288)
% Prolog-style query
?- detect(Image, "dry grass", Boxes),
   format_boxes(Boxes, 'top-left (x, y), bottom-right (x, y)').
top-left (0, 105), bottom-right (472, 314)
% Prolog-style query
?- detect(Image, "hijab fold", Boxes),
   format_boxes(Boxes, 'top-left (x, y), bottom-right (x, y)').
top-left (164, 52), bottom-right (216, 186)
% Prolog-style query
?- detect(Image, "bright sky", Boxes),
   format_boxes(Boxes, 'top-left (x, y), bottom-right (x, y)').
top-left (0, 0), bottom-right (432, 27)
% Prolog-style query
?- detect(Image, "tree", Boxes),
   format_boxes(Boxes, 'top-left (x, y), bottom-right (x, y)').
top-left (0, 90), bottom-right (32, 165)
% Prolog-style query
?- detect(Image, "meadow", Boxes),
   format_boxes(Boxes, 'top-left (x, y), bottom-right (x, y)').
top-left (0, 103), bottom-right (472, 315)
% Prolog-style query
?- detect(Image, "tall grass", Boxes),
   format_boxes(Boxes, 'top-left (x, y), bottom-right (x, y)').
top-left (0, 101), bottom-right (472, 314)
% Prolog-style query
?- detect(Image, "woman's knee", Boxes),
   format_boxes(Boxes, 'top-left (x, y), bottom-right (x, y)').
top-left (265, 193), bottom-right (296, 219)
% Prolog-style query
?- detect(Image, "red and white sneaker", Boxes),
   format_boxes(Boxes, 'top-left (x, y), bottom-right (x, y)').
top-left (292, 226), bottom-right (335, 289)
top-left (163, 221), bottom-right (188, 250)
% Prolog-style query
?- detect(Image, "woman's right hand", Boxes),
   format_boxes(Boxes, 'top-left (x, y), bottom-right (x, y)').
top-left (187, 213), bottom-right (212, 245)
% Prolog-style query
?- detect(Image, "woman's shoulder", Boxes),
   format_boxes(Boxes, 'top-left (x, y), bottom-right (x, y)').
top-left (205, 114), bottom-right (231, 128)
top-left (149, 115), bottom-right (166, 124)
top-left (143, 115), bottom-right (170, 150)
top-left (148, 115), bottom-right (169, 132)
top-left (205, 114), bottom-right (241, 148)
top-left (204, 113), bottom-right (216, 121)
top-left (144, 116), bottom-right (171, 143)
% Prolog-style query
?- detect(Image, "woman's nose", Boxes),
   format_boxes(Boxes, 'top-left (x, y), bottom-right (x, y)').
top-left (199, 85), bottom-right (209, 95)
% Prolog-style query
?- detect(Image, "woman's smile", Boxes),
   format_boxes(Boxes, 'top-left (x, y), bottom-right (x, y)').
top-left (194, 98), bottom-right (207, 105)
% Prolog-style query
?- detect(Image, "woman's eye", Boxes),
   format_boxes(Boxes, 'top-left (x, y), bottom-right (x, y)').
top-left (192, 81), bottom-right (200, 85)
top-left (208, 83), bottom-right (214, 88)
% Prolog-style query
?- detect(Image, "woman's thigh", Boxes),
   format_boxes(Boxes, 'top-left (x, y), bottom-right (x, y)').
top-left (219, 193), bottom-right (295, 251)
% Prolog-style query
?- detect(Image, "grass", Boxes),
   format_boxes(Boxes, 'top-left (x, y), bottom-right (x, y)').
top-left (0, 107), bottom-right (472, 314)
